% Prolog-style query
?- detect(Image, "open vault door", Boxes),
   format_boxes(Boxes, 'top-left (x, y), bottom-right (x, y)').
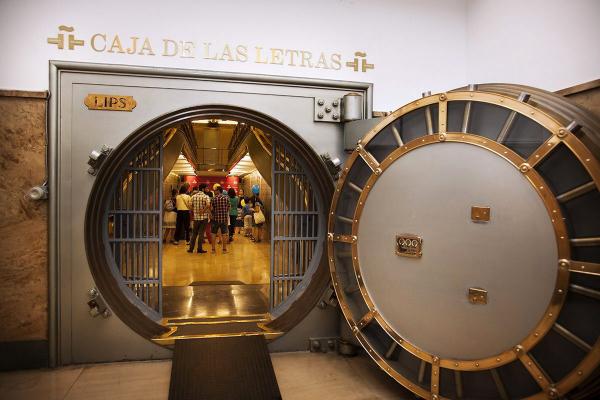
top-left (329, 85), bottom-right (600, 399)
top-left (107, 135), bottom-right (164, 318)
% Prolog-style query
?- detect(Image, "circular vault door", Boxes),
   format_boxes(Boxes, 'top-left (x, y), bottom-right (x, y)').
top-left (329, 87), bottom-right (600, 399)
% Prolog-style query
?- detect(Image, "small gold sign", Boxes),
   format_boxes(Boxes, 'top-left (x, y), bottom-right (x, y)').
top-left (468, 287), bottom-right (488, 305)
top-left (84, 94), bottom-right (137, 112)
top-left (471, 206), bottom-right (491, 222)
top-left (395, 234), bottom-right (423, 258)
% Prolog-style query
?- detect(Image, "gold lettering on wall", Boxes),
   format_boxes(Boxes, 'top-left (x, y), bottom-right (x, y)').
top-left (47, 26), bottom-right (375, 72)
top-left (84, 94), bottom-right (137, 112)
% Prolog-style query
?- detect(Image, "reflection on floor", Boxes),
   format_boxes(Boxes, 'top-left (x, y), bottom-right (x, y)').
top-left (162, 234), bottom-right (271, 320)
top-left (0, 352), bottom-right (411, 400)
top-left (162, 233), bottom-right (270, 286)
top-left (162, 284), bottom-right (269, 319)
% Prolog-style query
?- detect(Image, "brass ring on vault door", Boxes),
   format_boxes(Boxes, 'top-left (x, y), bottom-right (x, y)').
top-left (328, 89), bottom-right (600, 399)
top-left (349, 133), bottom-right (570, 372)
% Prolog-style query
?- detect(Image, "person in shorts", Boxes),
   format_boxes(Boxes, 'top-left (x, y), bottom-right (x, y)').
top-left (210, 186), bottom-right (230, 253)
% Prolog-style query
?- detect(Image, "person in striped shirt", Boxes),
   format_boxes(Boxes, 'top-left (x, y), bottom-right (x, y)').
top-left (188, 183), bottom-right (210, 254)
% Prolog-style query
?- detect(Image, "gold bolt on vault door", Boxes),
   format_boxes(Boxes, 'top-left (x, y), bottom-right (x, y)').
top-left (471, 206), bottom-right (491, 222)
top-left (468, 288), bottom-right (488, 305)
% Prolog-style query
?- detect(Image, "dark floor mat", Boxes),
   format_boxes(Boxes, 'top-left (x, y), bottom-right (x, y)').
top-left (169, 336), bottom-right (281, 400)
top-left (173, 322), bottom-right (263, 336)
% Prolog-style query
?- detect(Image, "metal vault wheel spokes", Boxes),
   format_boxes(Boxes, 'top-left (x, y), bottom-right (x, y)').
top-left (329, 88), bottom-right (600, 399)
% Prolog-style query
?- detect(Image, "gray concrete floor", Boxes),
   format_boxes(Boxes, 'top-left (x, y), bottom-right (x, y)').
top-left (0, 351), bottom-right (412, 399)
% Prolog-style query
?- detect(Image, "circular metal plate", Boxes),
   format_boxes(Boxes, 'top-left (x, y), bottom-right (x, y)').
top-left (357, 142), bottom-right (558, 359)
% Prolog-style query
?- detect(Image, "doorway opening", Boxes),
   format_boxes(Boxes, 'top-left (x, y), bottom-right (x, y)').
top-left (161, 119), bottom-right (273, 322)
top-left (88, 105), bottom-right (332, 341)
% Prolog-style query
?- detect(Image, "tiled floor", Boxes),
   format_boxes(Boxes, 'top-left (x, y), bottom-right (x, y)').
top-left (0, 352), bottom-right (411, 399)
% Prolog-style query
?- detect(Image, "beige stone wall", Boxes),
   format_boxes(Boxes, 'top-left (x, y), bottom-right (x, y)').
top-left (0, 92), bottom-right (48, 341)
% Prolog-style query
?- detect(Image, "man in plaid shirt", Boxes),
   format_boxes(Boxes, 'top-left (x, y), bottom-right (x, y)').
top-left (211, 186), bottom-right (230, 253)
top-left (188, 183), bottom-right (210, 253)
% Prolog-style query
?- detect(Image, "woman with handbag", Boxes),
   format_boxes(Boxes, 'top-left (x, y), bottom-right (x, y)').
top-left (250, 194), bottom-right (265, 243)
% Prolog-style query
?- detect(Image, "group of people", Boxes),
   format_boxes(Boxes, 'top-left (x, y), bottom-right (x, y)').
top-left (163, 183), bottom-right (265, 254)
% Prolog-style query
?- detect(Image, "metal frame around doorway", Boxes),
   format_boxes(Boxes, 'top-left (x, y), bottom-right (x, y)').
top-left (48, 60), bottom-right (373, 366)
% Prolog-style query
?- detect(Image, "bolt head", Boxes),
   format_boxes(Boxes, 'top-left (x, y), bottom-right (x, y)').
top-left (317, 99), bottom-right (325, 106)
top-left (317, 112), bottom-right (324, 119)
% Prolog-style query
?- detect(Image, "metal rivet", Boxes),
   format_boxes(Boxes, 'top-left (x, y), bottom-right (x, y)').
top-left (317, 99), bottom-right (325, 106)
top-left (317, 112), bottom-right (324, 119)
top-left (519, 163), bottom-right (531, 173)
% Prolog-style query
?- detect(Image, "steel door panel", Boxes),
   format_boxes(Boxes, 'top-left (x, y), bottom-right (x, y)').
top-left (53, 64), bottom-right (371, 364)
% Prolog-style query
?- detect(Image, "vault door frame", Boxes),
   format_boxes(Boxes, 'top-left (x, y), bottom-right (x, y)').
top-left (48, 60), bottom-right (373, 366)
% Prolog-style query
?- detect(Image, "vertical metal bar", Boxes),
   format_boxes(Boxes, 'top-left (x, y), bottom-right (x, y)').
top-left (270, 142), bottom-right (276, 310)
top-left (391, 125), bottom-right (403, 146)
top-left (157, 135), bottom-right (163, 314)
top-left (418, 360), bottom-right (426, 384)
top-left (424, 106), bottom-right (433, 135)
top-left (490, 369), bottom-right (509, 400)
top-left (300, 214), bottom-right (304, 277)
top-left (461, 101), bottom-right (472, 133)
top-left (454, 370), bottom-right (463, 399)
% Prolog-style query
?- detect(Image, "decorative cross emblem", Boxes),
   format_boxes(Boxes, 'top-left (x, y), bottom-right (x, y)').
top-left (47, 25), bottom-right (84, 50)
top-left (346, 51), bottom-right (374, 72)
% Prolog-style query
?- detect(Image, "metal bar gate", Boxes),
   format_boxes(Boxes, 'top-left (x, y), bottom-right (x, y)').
top-left (107, 135), bottom-right (163, 316)
top-left (270, 141), bottom-right (320, 310)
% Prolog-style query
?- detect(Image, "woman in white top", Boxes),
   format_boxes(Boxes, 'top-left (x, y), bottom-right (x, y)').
top-left (174, 185), bottom-right (192, 245)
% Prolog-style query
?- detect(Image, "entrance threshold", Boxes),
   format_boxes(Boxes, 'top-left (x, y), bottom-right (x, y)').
top-left (153, 313), bottom-right (283, 345)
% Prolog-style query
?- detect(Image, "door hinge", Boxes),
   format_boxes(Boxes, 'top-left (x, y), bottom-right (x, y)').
top-left (87, 145), bottom-right (113, 175)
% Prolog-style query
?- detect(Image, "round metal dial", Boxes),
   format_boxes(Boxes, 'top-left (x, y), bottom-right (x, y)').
top-left (329, 88), bottom-right (600, 399)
